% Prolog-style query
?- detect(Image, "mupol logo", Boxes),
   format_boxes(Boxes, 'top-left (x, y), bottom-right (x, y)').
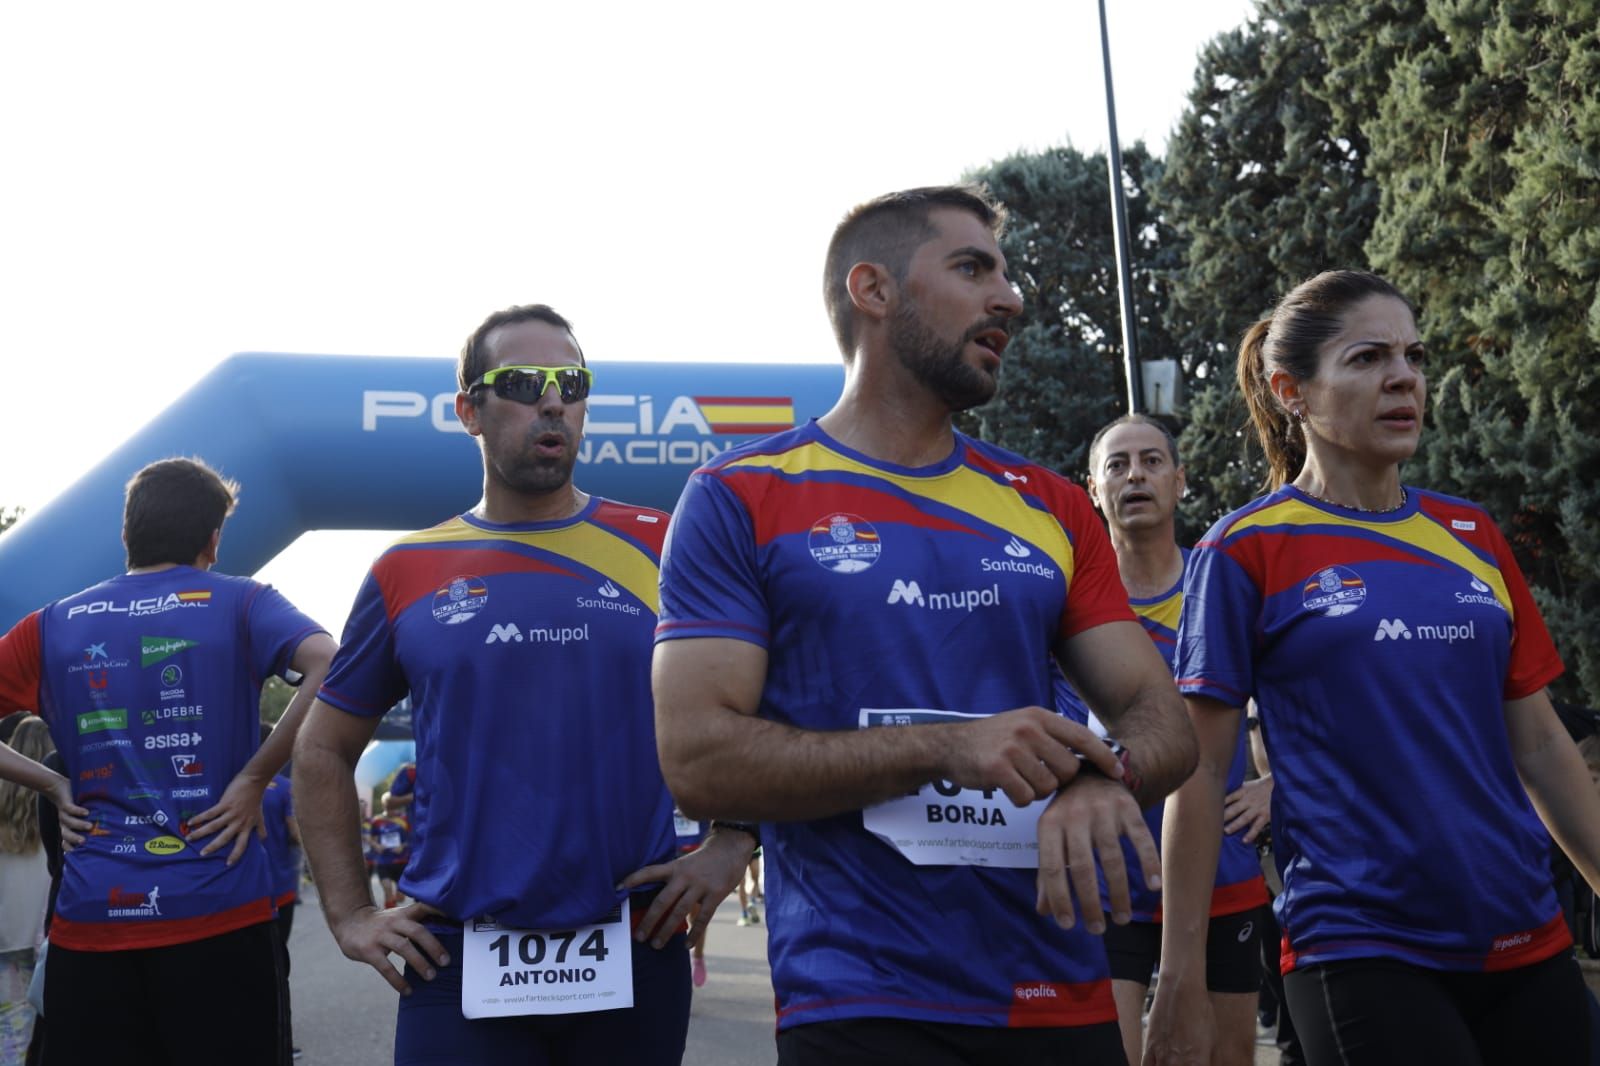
top-left (1373, 618), bottom-right (1412, 641)
top-left (887, 580), bottom-right (1002, 613)
top-left (887, 580), bottom-right (924, 606)
top-left (1003, 537), bottom-right (1031, 558)
top-left (485, 622), bottom-right (590, 645)
top-left (485, 623), bottom-right (524, 644)
top-left (1375, 617), bottom-right (1479, 644)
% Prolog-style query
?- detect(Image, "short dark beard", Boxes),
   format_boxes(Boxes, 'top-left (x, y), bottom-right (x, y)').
top-left (489, 420), bottom-right (580, 497)
top-left (888, 301), bottom-right (1001, 412)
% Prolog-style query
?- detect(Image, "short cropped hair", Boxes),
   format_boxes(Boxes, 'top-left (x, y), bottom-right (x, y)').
top-left (1087, 413), bottom-right (1182, 476)
top-left (823, 185), bottom-right (1006, 359)
top-left (123, 458), bottom-right (239, 569)
top-left (457, 304), bottom-right (585, 400)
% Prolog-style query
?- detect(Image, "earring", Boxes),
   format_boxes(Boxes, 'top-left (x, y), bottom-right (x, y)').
top-left (1291, 407), bottom-right (1306, 424)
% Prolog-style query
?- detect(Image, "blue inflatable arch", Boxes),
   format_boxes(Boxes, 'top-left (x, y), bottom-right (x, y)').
top-left (0, 353), bottom-right (844, 629)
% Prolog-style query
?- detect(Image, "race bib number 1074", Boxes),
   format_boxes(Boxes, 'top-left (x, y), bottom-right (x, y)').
top-left (461, 900), bottom-right (632, 1018)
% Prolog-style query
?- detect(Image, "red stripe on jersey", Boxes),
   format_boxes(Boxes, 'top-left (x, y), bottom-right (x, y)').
top-left (0, 611), bottom-right (43, 714)
top-left (1144, 874), bottom-right (1268, 923)
top-left (374, 548), bottom-right (580, 625)
top-left (50, 896), bottom-right (275, 951)
top-left (589, 500), bottom-right (670, 556)
top-left (1483, 912), bottom-right (1572, 973)
top-left (719, 471), bottom-right (977, 546)
top-left (1006, 979), bottom-right (1118, 1027)
top-left (1225, 531), bottom-right (1447, 598)
top-left (1208, 875), bottom-right (1271, 918)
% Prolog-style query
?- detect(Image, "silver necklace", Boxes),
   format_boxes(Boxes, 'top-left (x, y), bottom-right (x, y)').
top-left (1298, 484), bottom-right (1409, 514)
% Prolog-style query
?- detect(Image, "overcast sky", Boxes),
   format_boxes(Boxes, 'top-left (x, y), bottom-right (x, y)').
top-left (0, 0), bottom-right (1257, 631)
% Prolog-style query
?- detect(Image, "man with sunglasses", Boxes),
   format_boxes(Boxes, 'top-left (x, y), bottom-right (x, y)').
top-left (293, 304), bottom-right (753, 1066)
top-left (652, 186), bottom-right (1197, 1065)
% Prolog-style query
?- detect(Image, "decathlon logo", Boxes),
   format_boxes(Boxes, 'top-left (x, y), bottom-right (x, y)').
top-left (887, 580), bottom-right (924, 606)
top-left (486, 623), bottom-right (524, 644)
top-left (1003, 537), bottom-right (1031, 558)
top-left (597, 581), bottom-right (620, 599)
top-left (886, 581), bottom-right (1002, 612)
top-left (1373, 618), bottom-right (1412, 641)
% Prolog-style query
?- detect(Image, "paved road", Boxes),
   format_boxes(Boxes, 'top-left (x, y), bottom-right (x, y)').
top-left (287, 887), bottom-right (1283, 1064)
top-left (287, 890), bottom-right (779, 1066)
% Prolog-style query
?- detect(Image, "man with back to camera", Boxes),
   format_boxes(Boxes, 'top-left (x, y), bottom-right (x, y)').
top-left (652, 185), bottom-right (1198, 1065)
top-left (0, 456), bottom-right (335, 1066)
top-left (292, 304), bottom-right (755, 1066)
top-left (1081, 414), bottom-right (1270, 1066)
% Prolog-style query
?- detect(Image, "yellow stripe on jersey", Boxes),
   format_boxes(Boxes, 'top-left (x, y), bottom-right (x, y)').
top-left (1133, 587), bottom-right (1182, 633)
top-left (725, 441), bottom-right (1076, 580)
top-left (1228, 499), bottom-right (1513, 616)
top-left (698, 401), bottom-right (795, 426)
top-left (395, 517), bottom-right (660, 613)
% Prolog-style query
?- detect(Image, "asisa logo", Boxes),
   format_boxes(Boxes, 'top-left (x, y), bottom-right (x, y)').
top-left (432, 575), bottom-right (488, 625)
top-left (1300, 566), bottom-right (1367, 617)
top-left (808, 513), bottom-right (881, 573)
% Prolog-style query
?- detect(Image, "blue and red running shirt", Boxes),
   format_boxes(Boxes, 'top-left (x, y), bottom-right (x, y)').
top-left (369, 813), bottom-right (411, 866)
top-left (317, 502), bottom-right (676, 930)
top-left (261, 772), bottom-right (300, 907)
top-left (1175, 485), bottom-right (1568, 975)
top-left (388, 762), bottom-right (416, 802)
top-left (656, 421), bottom-right (1135, 1031)
top-left (1057, 549), bottom-right (1267, 923)
top-left (0, 567), bottom-right (323, 950)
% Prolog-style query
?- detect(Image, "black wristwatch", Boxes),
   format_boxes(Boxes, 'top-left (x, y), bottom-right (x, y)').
top-left (711, 820), bottom-right (759, 841)
top-left (1079, 737), bottom-right (1142, 793)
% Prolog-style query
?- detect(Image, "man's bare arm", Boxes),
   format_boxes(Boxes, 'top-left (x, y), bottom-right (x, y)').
top-left (1057, 619), bottom-right (1197, 805)
top-left (294, 698), bottom-right (447, 994)
top-left (653, 637), bottom-right (1123, 822)
top-left (190, 632), bottom-right (338, 861)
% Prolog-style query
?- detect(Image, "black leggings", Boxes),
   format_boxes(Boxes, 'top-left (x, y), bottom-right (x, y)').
top-left (1283, 951), bottom-right (1589, 1066)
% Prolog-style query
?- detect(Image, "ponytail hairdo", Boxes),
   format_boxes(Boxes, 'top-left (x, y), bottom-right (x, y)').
top-left (1236, 270), bottom-right (1414, 489)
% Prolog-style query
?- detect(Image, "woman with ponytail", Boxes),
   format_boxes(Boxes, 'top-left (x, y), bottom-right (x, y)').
top-left (1145, 271), bottom-right (1600, 1065)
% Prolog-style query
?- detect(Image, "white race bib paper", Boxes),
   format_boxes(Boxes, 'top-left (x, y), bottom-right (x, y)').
top-left (461, 900), bottom-right (632, 1018)
top-left (859, 708), bottom-right (1049, 869)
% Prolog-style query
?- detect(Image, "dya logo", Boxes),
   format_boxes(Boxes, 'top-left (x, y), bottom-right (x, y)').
top-left (887, 580), bottom-right (925, 606)
top-left (485, 623), bottom-right (524, 644)
top-left (598, 581), bottom-right (621, 599)
top-left (1003, 537), bottom-right (1031, 559)
top-left (1373, 618), bottom-right (1412, 641)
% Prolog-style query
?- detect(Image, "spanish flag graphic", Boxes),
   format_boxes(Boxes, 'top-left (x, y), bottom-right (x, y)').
top-left (693, 396), bottom-right (795, 435)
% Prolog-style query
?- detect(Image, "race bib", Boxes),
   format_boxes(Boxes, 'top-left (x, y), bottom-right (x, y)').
top-left (860, 708), bottom-right (1048, 869)
top-left (673, 811), bottom-right (699, 839)
top-left (380, 831), bottom-right (401, 850)
top-left (461, 900), bottom-right (632, 1018)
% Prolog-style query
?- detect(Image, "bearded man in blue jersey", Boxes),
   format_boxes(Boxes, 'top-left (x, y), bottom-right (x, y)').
top-left (652, 185), bottom-right (1199, 1065)
top-left (0, 457), bottom-right (336, 1066)
top-left (292, 304), bottom-right (755, 1066)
